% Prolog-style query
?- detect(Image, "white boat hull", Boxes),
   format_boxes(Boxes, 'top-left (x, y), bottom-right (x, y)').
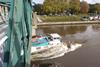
top-left (31, 43), bottom-right (82, 61)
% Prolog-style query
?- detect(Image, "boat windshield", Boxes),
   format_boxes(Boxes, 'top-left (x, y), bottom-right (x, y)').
top-left (32, 37), bottom-right (49, 47)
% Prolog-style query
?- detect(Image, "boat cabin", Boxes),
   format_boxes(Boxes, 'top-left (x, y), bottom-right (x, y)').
top-left (48, 33), bottom-right (62, 45)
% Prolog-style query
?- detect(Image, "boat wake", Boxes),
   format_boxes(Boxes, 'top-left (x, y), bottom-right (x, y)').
top-left (31, 42), bottom-right (82, 61)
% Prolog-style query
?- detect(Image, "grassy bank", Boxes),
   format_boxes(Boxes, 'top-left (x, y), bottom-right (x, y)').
top-left (40, 15), bottom-right (81, 22)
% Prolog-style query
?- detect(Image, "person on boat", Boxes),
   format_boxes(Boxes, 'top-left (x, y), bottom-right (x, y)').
top-left (67, 41), bottom-right (71, 49)
top-left (32, 35), bottom-right (38, 42)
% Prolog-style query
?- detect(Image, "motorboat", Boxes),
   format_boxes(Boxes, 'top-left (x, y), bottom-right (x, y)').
top-left (31, 33), bottom-right (63, 53)
top-left (31, 33), bottom-right (82, 61)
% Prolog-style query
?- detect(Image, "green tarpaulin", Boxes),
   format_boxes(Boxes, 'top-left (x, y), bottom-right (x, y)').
top-left (3, 0), bottom-right (32, 67)
top-left (0, 0), bottom-right (10, 2)
top-left (0, 0), bottom-right (10, 5)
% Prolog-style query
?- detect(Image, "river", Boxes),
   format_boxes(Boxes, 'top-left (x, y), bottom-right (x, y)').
top-left (33, 25), bottom-right (100, 67)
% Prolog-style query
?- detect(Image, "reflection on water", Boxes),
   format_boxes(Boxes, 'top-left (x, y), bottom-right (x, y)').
top-left (37, 25), bottom-right (87, 36)
top-left (35, 25), bottom-right (100, 67)
top-left (37, 25), bottom-right (100, 35)
top-left (37, 25), bottom-right (100, 43)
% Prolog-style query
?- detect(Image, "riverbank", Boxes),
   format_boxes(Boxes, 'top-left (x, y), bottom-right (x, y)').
top-left (40, 16), bottom-right (81, 22)
top-left (37, 21), bottom-right (100, 26)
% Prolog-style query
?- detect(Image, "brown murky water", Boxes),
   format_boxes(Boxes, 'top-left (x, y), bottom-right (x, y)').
top-left (33, 25), bottom-right (100, 67)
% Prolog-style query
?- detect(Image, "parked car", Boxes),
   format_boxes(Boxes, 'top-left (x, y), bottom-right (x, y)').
top-left (89, 15), bottom-right (100, 21)
top-left (89, 16), bottom-right (94, 20)
top-left (81, 16), bottom-right (89, 21)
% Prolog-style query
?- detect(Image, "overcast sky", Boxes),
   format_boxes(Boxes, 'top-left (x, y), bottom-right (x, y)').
top-left (32, 0), bottom-right (100, 4)
top-left (80, 0), bottom-right (100, 4)
top-left (32, 0), bottom-right (44, 4)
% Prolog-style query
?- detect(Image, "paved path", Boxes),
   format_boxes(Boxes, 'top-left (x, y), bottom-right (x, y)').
top-left (37, 21), bottom-right (100, 26)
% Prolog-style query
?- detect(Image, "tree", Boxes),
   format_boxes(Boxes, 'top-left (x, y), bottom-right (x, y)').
top-left (80, 1), bottom-right (89, 14)
top-left (95, 3), bottom-right (100, 14)
top-left (42, 0), bottom-right (69, 15)
top-left (33, 4), bottom-right (43, 15)
top-left (69, 0), bottom-right (80, 14)
top-left (89, 4), bottom-right (96, 14)
top-left (43, 0), bottom-right (54, 15)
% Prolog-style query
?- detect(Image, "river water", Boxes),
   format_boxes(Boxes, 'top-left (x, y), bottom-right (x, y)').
top-left (34, 25), bottom-right (100, 67)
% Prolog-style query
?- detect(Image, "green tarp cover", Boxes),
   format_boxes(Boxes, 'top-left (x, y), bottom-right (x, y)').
top-left (0, 0), bottom-right (10, 4)
top-left (3, 0), bottom-right (32, 67)
top-left (0, 0), bottom-right (10, 2)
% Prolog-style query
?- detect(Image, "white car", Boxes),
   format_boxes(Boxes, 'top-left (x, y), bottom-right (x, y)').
top-left (89, 16), bottom-right (94, 20)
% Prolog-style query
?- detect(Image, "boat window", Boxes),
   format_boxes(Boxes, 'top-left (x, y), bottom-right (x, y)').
top-left (48, 37), bottom-right (53, 41)
top-left (57, 37), bottom-right (60, 39)
top-left (54, 38), bottom-right (56, 39)
top-left (54, 37), bottom-right (60, 39)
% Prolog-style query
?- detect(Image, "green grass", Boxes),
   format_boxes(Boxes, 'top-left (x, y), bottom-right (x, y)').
top-left (40, 15), bottom-right (81, 22)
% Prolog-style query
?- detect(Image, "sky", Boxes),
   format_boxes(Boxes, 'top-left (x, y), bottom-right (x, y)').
top-left (80, 0), bottom-right (100, 4)
top-left (32, 0), bottom-right (100, 4)
top-left (32, 0), bottom-right (44, 4)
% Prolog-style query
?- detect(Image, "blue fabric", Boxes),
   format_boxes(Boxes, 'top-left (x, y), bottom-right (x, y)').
top-left (32, 38), bottom-right (49, 47)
